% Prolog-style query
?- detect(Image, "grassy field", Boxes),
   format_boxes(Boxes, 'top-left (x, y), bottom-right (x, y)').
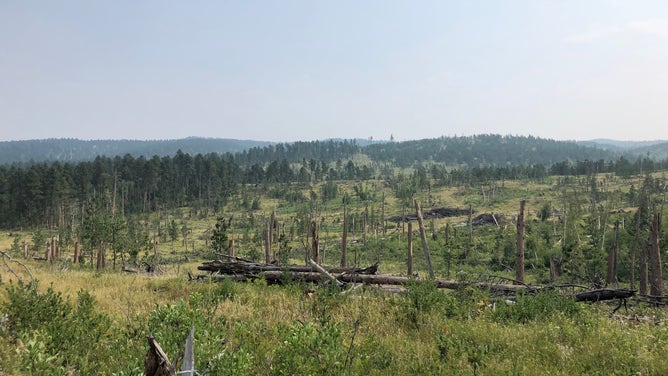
top-left (1, 173), bottom-right (667, 374)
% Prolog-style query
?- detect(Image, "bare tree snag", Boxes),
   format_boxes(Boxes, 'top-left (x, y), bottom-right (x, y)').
top-left (649, 212), bottom-right (662, 296)
top-left (639, 234), bottom-right (649, 296)
top-left (606, 221), bottom-right (619, 286)
top-left (516, 200), bottom-right (526, 284)
top-left (468, 204), bottom-right (473, 251)
top-left (96, 240), bottom-right (105, 271)
top-left (407, 222), bottom-right (414, 276)
top-left (51, 237), bottom-right (56, 260)
top-left (311, 219), bottom-right (320, 264)
top-left (631, 206), bottom-right (642, 290)
top-left (264, 225), bottom-right (271, 264)
top-left (270, 211), bottom-right (276, 260)
top-left (413, 199), bottom-right (435, 279)
top-left (381, 192), bottom-right (386, 236)
top-left (228, 239), bottom-right (235, 258)
top-left (341, 205), bottom-right (348, 267)
top-left (73, 241), bottom-right (79, 264)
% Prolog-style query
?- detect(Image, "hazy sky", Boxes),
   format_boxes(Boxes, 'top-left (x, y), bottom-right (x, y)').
top-left (2, 1), bottom-right (668, 142)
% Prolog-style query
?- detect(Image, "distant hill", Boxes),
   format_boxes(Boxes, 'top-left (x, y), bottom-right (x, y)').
top-left (0, 138), bottom-right (273, 165)
top-left (1, 135), bottom-right (666, 167)
top-left (578, 139), bottom-right (667, 150)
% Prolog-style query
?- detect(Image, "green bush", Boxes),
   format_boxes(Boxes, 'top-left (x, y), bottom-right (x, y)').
top-left (2, 281), bottom-right (118, 374)
top-left (271, 321), bottom-right (345, 376)
top-left (490, 291), bottom-right (582, 324)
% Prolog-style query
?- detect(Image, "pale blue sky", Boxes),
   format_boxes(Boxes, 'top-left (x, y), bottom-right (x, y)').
top-left (2, 1), bottom-right (668, 142)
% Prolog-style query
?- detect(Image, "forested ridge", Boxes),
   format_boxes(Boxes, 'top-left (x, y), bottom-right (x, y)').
top-left (0, 137), bottom-right (273, 165)
top-left (3, 134), bottom-right (668, 167)
top-left (1, 134), bottom-right (667, 228)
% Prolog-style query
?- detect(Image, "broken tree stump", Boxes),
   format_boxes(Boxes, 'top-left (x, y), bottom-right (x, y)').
top-left (145, 335), bottom-right (176, 376)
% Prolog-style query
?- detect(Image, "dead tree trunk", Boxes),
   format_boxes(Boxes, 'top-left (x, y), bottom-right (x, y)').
top-left (639, 233), bottom-right (649, 295)
top-left (606, 220), bottom-right (619, 286)
top-left (631, 206), bottom-right (642, 290)
top-left (407, 222), bottom-right (413, 276)
top-left (414, 199), bottom-right (435, 279)
top-left (51, 237), bottom-right (57, 260)
top-left (516, 200), bottom-right (526, 284)
top-left (311, 219), bottom-right (319, 264)
top-left (96, 240), bottom-right (105, 271)
top-left (649, 212), bottom-right (662, 296)
top-left (381, 192), bottom-right (386, 236)
top-left (264, 225), bottom-right (271, 264)
top-left (341, 205), bottom-right (348, 267)
top-left (73, 241), bottom-right (79, 264)
top-left (467, 204), bottom-right (473, 256)
top-left (228, 239), bottom-right (235, 258)
top-left (270, 211), bottom-right (276, 260)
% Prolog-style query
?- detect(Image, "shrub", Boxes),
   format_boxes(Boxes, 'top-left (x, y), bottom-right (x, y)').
top-left (490, 291), bottom-right (582, 324)
top-left (2, 281), bottom-right (117, 374)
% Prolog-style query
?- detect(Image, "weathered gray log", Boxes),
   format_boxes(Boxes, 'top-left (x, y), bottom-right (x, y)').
top-left (309, 259), bottom-right (345, 287)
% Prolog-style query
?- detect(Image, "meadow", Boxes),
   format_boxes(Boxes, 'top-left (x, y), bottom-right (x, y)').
top-left (1, 172), bottom-right (667, 375)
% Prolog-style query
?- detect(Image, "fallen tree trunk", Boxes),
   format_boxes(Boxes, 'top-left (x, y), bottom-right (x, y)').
top-left (575, 288), bottom-right (636, 302)
top-left (203, 271), bottom-right (529, 294)
top-left (197, 261), bottom-right (379, 275)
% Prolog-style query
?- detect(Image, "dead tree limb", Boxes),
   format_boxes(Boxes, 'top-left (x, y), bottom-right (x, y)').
top-left (1, 251), bottom-right (35, 283)
top-left (309, 258), bottom-right (345, 288)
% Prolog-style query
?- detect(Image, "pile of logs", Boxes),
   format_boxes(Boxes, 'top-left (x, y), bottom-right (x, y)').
top-left (195, 259), bottom-right (639, 308)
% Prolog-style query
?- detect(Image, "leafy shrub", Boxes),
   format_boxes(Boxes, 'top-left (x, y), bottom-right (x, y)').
top-left (271, 321), bottom-right (345, 376)
top-left (490, 291), bottom-right (582, 324)
top-left (2, 281), bottom-right (117, 374)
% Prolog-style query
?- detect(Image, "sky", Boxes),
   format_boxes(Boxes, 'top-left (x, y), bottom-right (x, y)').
top-left (2, 1), bottom-right (668, 143)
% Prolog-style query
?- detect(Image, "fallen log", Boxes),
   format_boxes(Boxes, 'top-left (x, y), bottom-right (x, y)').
top-left (203, 271), bottom-right (529, 294)
top-left (574, 288), bottom-right (636, 302)
top-left (197, 260), bottom-right (379, 275)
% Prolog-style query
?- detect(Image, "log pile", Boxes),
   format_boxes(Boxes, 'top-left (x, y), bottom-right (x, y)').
top-left (195, 260), bottom-right (640, 309)
top-left (387, 207), bottom-right (474, 222)
top-left (195, 259), bottom-right (531, 294)
top-left (197, 260), bottom-right (379, 276)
